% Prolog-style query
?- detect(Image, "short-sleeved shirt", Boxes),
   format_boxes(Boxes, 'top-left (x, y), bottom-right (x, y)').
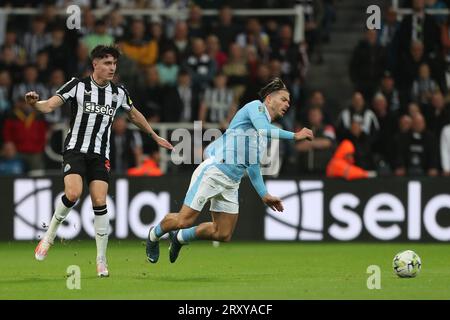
top-left (56, 76), bottom-right (133, 159)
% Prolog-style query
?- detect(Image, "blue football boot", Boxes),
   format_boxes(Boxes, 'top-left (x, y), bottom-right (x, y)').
top-left (168, 230), bottom-right (185, 263)
top-left (146, 226), bottom-right (160, 263)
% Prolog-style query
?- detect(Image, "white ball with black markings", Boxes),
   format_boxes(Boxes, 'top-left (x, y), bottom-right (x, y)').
top-left (393, 250), bottom-right (421, 278)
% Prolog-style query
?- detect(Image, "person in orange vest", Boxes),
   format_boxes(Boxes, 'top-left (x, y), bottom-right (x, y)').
top-left (127, 150), bottom-right (163, 177)
top-left (326, 139), bottom-right (376, 180)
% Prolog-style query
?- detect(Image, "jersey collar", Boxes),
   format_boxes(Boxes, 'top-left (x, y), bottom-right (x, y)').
top-left (90, 75), bottom-right (110, 89)
top-left (262, 102), bottom-right (272, 123)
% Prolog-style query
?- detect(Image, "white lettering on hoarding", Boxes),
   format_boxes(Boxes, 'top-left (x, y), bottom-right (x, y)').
top-left (13, 179), bottom-right (170, 240)
top-left (265, 180), bottom-right (450, 241)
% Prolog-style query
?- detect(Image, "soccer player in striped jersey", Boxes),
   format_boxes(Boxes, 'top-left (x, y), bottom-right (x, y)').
top-left (146, 78), bottom-right (314, 264)
top-left (25, 45), bottom-right (173, 277)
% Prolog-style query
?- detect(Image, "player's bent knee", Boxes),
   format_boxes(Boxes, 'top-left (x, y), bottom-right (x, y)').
top-left (65, 190), bottom-right (81, 203)
top-left (92, 198), bottom-right (106, 207)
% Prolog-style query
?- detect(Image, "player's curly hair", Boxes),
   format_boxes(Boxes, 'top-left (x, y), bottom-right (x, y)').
top-left (90, 45), bottom-right (121, 60)
top-left (258, 77), bottom-right (288, 100)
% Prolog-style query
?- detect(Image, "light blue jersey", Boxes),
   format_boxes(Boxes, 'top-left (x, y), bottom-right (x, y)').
top-left (204, 100), bottom-right (294, 197)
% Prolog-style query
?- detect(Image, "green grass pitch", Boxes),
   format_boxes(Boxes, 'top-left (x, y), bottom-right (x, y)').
top-left (1, 240), bottom-right (449, 299)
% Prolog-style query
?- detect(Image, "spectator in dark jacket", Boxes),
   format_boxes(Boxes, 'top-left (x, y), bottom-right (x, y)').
top-left (44, 24), bottom-right (71, 75)
top-left (12, 64), bottom-right (48, 104)
top-left (394, 112), bottom-right (439, 176)
top-left (341, 119), bottom-right (376, 170)
top-left (296, 106), bottom-right (336, 174)
top-left (396, 40), bottom-right (434, 108)
top-left (136, 65), bottom-right (164, 121)
top-left (270, 24), bottom-right (302, 88)
top-left (336, 91), bottom-right (380, 143)
top-left (377, 6), bottom-right (400, 70)
top-left (299, 90), bottom-right (333, 125)
top-left (161, 70), bottom-right (201, 122)
top-left (0, 45), bottom-right (23, 84)
top-left (166, 21), bottom-right (190, 63)
top-left (240, 64), bottom-right (271, 105)
top-left (395, 0), bottom-right (441, 58)
top-left (426, 90), bottom-right (450, 139)
top-left (183, 37), bottom-right (216, 91)
top-left (209, 5), bottom-right (240, 54)
top-left (426, 91), bottom-right (450, 170)
top-left (375, 70), bottom-right (401, 112)
top-left (187, 4), bottom-right (207, 39)
top-left (371, 93), bottom-right (398, 170)
top-left (110, 113), bottom-right (143, 174)
top-left (349, 29), bottom-right (386, 100)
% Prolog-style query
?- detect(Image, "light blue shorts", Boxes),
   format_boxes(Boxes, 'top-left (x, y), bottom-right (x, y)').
top-left (183, 159), bottom-right (240, 214)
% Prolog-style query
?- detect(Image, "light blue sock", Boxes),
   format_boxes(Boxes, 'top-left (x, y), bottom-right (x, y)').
top-left (179, 226), bottom-right (198, 243)
top-left (155, 224), bottom-right (164, 238)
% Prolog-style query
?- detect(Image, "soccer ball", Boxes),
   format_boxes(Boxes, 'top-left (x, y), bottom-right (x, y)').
top-left (392, 250), bottom-right (422, 278)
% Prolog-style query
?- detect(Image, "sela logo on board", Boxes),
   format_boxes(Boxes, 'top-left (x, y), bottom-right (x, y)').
top-left (265, 180), bottom-right (324, 240)
top-left (13, 179), bottom-right (170, 240)
top-left (83, 101), bottom-right (115, 116)
top-left (264, 180), bottom-right (450, 241)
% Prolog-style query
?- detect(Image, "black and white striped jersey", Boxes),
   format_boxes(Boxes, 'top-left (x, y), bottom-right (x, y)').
top-left (56, 76), bottom-right (133, 159)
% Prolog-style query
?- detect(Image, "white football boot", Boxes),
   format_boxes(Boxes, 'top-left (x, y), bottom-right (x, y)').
top-left (96, 256), bottom-right (109, 277)
top-left (35, 237), bottom-right (53, 261)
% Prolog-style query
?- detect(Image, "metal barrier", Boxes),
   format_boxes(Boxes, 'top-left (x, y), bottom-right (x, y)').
top-left (44, 121), bottom-right (222, 173)
top-left (134, 121), bottom-right (221, 173)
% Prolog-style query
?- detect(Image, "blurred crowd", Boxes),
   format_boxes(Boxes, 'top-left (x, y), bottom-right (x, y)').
top-left (0, 0), bottom-right (449, 180)
top-left (324, 0), bottom-right (450, 179)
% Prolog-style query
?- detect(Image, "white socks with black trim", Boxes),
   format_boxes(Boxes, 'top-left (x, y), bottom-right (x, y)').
top-left (46, 195), bottom-right (75, 242)
top-left (94, 205), bottom-right (109, 259)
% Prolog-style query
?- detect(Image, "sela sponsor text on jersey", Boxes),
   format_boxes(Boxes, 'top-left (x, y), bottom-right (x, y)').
top-left (83, 101), bottom-right (115, 116)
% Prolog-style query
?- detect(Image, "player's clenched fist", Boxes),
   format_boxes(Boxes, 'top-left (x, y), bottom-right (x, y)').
top-left (294, 127), bottom-right (314, 141)
top-left (25, 91), bottom-right (39, 106)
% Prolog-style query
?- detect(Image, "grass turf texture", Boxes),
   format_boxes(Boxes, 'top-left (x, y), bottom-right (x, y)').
top-left (0, 241), bottom-right (449, 299)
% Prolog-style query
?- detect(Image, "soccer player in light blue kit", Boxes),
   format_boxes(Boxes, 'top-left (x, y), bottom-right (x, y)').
top-left (146, 78), bottom-right (314, 263)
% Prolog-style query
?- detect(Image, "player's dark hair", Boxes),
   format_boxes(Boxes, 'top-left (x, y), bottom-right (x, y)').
top-left (258, 77), bottom-right (288, 100)
top-left (90, 45), bottom-right (121, 60)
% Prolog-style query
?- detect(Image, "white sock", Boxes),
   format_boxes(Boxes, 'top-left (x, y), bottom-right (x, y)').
top-left (150, 227), bottom-right (162, 242)
top-left (46, 196), bottom-right (73, 242)
top-left (177, 230), bottom-right (186, 244)
top-left (94, 213), bottom-right (109, 259)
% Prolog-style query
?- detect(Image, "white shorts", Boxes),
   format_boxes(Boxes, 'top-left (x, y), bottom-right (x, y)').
top-left (183, 159), bottom-right (240, 214)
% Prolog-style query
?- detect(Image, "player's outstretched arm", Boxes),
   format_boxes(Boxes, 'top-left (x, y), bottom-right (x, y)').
top-left (127, 107), bottom-right (173, 150)
top-left (249, 111), bottom-right (294, 139)
top-left (25, 92), bottom-right (64, 113)
top-left (248, 105), bottom-right (313, 141)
